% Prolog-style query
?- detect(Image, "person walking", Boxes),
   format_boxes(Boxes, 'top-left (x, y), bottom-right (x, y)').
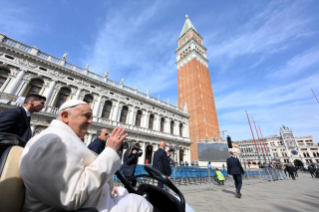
top-left (293, 166), bottom-right (298, 177)
top-left (153, 141), bottom-right (172, 188)
top-left (207, 161), bottom-right (212, 169)
top-left (226, 152), bottom-right (244, 198)
top-left (283, 165), bottom-right (287, 177)
top-left (276, 164), bottom-right (284, 180)
top-left (268, 162), bottom-right (275, 181)
top-left (286, 164), bottom-right (295, 180)
top-left (308, 165), bottom-right (315, 178)
top-left (264, 163), bottom-right (272, 181)
top-left (121, 140), bottom-right (139, 188)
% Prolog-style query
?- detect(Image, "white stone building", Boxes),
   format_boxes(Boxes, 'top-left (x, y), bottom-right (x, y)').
top-left (236, 125), bottom-right (319, 166)
top-left (0, 33), bottom-right (191, 165)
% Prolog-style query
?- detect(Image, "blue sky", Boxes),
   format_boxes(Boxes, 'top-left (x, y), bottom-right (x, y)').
top-left (1, 0), bottom-right (319, 143)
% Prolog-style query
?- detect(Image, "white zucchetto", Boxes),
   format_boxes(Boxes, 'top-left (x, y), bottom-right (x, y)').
top-left (58, 100), bottom-right (88, 112)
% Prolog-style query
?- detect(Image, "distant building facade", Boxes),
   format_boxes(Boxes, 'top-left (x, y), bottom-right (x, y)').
top-left (0, 32), bottom-right (191, 165)
top-left (236, 125), bottom-right (319, 166)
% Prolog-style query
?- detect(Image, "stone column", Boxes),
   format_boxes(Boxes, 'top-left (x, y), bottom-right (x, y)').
top-left (165, 118), bottom-right (170, 133)
top-left (48, 86), bottom-right (61, 106)
top-left (177, 149), bottom-right (181, 165)
top-left (73, 88), bottom-right (82, 100)
top-left (155, 115), bottom-right (161, 131)
top-left (86, 133), bottom-right (93, 146)
top-left (143, 111), bottom-right (149, 128)
top-left (129, 106), bottom-right (136, 125)
top-left (139, 142), bottom-right (146, 165)
top-left (111, 101), bottom-right (120, 121)
top-left (16, 81), bottom-right (29, 96)
top-left (152, 143), bottom-right (159, 165)
top-left (4, 69), bottom-right (26, 94)
top-left (93, 96), bottom-right (103, 121)
top-left (42, 80), bottom-right (56, 103)
top-left (0, 77), bottom-right (12, 92)
top-left (30, 125), bottom-right (36, 135)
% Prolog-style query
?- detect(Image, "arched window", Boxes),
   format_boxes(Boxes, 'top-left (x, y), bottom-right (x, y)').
top-left (24, 79), bottom-right (44, 96)
top-left (120, 106), bottom-right (128, 123)
top-left (0, 68), bottom-right (10, 89)
top-left (83, 94), bottom-right (94, 106)
top-left (170, 121), bottom-right (174, 134)
top-left (160, 118), bottom-right (165, 132)
top-left (135, 110), bottom-right (142, 127)
top-left (148, 114), bottom-right (154, 130)
top-left (179, 123), bottom-right (183, 136)
top-left (101, 101), bottom-right (112, 119)
top-left (55, 87), bottom-right (71, 108)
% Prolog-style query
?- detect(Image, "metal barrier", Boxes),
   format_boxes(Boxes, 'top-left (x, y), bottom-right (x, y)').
top-left (112, 165), bottom-right (290, 192)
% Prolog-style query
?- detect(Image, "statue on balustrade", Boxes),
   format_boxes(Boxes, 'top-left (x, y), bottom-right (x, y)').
top-left (62, 52), bottom-right (68, 60)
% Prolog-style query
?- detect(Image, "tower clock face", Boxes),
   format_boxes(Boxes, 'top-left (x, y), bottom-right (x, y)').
top-left (291, 150), bottom-right (298, 155)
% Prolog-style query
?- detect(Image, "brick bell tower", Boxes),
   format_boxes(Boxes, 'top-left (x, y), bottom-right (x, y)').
top-left (176, 15), bottom-right (220, 161)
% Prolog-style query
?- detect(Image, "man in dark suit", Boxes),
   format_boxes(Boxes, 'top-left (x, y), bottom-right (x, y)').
top-left (121, 140), bottom-right (138, 187)
top-left (88, 128), bottom-right (109, 154)
top-left (0, 94), bottom-right (46, 142)
top-left (226, 151), bottom-right (244, 198)
top-left (153, 141), bottom-right (171, 188)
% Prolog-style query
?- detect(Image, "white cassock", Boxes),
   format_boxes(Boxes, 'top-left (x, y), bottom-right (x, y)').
top-left (19, 120), bottom-right (153, 212)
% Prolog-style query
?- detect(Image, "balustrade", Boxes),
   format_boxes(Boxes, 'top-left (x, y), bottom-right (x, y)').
top-left (1, 34), bottom-right (187, 115)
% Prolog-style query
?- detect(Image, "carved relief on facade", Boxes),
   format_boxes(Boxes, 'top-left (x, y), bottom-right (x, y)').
top-left (17, 58), bottom-right (28, 66)
top-left (8, 68), bottom-right (18, 77)
top-left (28, 61), bottom-right (38, 69)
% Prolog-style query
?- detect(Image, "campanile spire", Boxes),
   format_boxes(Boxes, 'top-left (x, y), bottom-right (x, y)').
top-left (176, 15), bottom-right (220, 161)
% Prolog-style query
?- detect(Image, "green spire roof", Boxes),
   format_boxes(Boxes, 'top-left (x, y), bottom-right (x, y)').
top-left (180, 15), bottom-right (197, 37)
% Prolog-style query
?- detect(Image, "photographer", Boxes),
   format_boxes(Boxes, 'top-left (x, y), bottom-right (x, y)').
top-left (122, 140), bottom-right (139, 187)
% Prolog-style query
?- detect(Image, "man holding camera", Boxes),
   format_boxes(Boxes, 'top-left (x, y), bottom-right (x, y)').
top-left (122, 140), bottom-right (138, 187)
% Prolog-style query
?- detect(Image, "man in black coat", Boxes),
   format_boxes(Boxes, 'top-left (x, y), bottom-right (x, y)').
top-left (88, 128), bottom-right (109, 155)
top-left (121, 140), bottom-right (138, 187)
top-left (0, 94), bottom-right (46, 142)
top-left (153, 141), bottom-right (171, 188)
top-left (226, 152), bottom-right (244, 198)
top-left (308, 165), bottom-right (315, 178)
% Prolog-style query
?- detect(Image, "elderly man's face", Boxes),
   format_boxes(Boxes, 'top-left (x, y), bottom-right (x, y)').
top-left (98, 129), bottom-right (109, 142)
top-left (62, 104), bottom-right (93, 139)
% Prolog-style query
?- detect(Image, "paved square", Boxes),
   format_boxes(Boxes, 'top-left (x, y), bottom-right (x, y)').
top-left (184, 172), bottom-right (319, 211)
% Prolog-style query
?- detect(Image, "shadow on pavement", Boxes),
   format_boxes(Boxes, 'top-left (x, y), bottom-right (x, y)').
top-left (221, 189), bottom-right (236, 195)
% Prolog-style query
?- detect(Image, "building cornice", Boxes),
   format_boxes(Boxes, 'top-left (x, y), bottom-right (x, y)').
top-left (0, 44), bottom-right (190, 118)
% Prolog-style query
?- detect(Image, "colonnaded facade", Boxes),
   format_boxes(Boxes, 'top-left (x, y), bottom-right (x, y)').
top-left (236, 125), bottom-right (319, 167)
top-left (0, 32), bottom-right (191, 165)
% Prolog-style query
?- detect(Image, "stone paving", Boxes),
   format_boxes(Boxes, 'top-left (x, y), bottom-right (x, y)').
top-left (184, 172), bottom-right (319, 212)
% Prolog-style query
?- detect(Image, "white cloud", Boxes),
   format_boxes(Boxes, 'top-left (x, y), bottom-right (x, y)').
top-left (215, 74), bottom-right (319, 109)
top-left (85, 2), bottom-right (178, 95)
top-left (0, 3), bottom-right (35, 39)
top-left (207, 0), bottom-right (314, 65)
top-left (268, 47), bottom-right (319, 78)
top-left (219, 98), bottom-right (319, 143)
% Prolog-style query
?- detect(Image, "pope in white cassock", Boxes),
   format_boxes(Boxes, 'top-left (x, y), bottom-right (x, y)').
top-left (19, 100), bottom-right (153, 212)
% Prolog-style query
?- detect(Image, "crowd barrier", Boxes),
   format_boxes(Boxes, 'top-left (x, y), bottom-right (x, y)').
top-left (113, 165), bottom-right (289, 192)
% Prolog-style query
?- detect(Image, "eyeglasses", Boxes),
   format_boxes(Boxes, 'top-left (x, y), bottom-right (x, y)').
top-left (105, 133), bottom-right (109, 136)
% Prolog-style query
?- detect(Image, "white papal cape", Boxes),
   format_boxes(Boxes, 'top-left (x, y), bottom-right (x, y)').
top-left (19, 120), bottom-right (153, 212)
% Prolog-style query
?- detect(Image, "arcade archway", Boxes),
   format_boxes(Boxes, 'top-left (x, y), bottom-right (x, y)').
top-left (179, 150), bottom-right (184, 164)
top-left (294, 159), bottom-right (303, 167)
top-left (145, 145), bottom-right (153, 164)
